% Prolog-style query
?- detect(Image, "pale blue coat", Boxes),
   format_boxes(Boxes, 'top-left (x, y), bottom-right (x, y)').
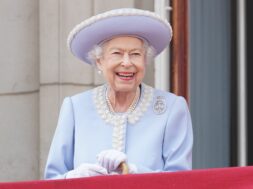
top-left (44, 84), bottom-right (193, 179)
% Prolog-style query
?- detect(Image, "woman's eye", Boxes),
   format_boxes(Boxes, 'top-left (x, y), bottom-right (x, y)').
top-left (131, 53), bottom-right (141, 56)
top-left (112, 51), bottom-right (121, 55)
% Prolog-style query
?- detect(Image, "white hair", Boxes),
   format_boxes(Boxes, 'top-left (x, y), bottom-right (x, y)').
top-left (87, 38), bottom-right (156, 67)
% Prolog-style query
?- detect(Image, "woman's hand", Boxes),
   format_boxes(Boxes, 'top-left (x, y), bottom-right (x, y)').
top-left (97, 149), bottom-right (127, 173)
top-left (65, 163), bottom-right (108, 178)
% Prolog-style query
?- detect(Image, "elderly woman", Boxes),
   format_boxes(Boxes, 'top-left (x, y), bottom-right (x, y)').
top-left (44, 8), bottom-right (193, 179)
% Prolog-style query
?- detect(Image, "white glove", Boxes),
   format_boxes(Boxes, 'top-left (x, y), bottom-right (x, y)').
top-left (65, 163), bottom-right (108, 178)
top-left (128, 163), bottom-right (138, 174)
top-left (97, 149), bottom-right (127, 173)
top-left (109, 163), bottom-right (138, 175)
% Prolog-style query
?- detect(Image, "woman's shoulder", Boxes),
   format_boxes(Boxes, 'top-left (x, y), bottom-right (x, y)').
top-left (153, 88), bottom-right (176, 98)
top-left (149, 85), bottom-right (184, 101)
top-left (71, 88), bottom-right (92, 99)
top-left (68, 85), bottom-right (102, 103)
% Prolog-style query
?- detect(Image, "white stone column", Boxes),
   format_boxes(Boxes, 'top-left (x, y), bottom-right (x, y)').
top-left (0, 0), bottom-right (39, 181)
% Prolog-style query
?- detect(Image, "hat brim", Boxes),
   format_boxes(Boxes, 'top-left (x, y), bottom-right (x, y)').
top-left (68, 12), bottom-right (172, 64)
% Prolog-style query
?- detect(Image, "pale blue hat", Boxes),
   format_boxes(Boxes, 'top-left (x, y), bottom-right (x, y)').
top-left (67, 8), bottom-right (172, 64)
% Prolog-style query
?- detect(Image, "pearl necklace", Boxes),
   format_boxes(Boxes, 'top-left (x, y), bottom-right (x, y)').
top-left (93, 83), bottom-right (153, 152)
top-left (105, 86), bottom-right (140, 114)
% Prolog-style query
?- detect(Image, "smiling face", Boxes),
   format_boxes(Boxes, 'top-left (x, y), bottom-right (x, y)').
top-left (96, 36), bottom-right (146, 93)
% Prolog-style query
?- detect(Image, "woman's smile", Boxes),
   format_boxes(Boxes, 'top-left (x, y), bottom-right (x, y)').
top-left (116, 72), bottom-right (136, 81)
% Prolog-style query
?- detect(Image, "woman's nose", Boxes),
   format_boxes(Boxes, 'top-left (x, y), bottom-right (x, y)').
top-left (121, 53), bottom-right (132, 66)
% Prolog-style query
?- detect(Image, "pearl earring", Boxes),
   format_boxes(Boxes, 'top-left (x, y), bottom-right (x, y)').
top-left (98, 70), bottom-right (102, 75)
